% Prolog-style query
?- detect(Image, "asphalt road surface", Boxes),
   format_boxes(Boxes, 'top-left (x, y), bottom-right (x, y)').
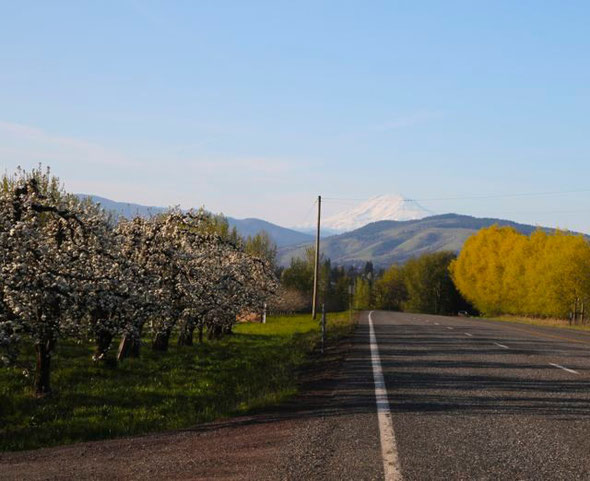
top-left (367, 311), bottom-right (590, 480)
top-left (2, 311), bottom-right (590, 480)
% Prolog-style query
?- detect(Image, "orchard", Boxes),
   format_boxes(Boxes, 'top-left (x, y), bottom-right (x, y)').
top-left (0, 165), bottom-right (277, 396)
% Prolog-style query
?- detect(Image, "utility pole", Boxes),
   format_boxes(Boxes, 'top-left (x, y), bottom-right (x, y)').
top-left (312, 195), bottom-right (321, 320)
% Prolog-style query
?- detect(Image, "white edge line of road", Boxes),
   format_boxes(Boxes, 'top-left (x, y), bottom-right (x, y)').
top-left (549, 362), bottom-right (580, 375)
top-left (368, 311), bottom-right (403, 481)
top-left (493, 342), bottom-right (509, 349)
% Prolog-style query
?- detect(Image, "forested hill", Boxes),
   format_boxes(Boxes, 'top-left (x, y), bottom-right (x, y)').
top-left (278, 213), bottom-right (588, 268)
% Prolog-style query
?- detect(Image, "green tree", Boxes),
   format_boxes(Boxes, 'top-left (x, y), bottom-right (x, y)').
top-left (245, 231), bottom-right (278, 271)
top-left (374, 265), bottom-right (407, 310)
top-left (403, 251), bottom-right (464, 315)
top-left (353, 277), bottom-right (372, 310)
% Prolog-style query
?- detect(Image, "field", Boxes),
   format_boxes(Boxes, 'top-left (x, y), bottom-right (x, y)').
top-left (0, 312), bottom-right (356, 451)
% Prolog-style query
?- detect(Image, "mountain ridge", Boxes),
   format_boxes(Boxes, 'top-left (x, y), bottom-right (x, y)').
top-left (279, 213), bottom-right (588, 268)
top-left (76, 194), bottom-right (314, 248)
top-left (78, 195), bottom-right (587, 268)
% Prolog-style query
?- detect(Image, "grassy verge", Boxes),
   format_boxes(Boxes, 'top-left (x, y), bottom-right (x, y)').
top-left (487, 315), bottom-right (590, 332)
top-left (0, 311), bottom-right (356, 451)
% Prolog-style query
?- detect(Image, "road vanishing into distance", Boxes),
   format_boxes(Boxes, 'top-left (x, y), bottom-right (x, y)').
top-left (3, 311), bottom-right (590, 480)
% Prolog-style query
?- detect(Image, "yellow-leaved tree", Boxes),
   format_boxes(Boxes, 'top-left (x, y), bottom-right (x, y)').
top-left (450, 226), bottom-right (590, 321)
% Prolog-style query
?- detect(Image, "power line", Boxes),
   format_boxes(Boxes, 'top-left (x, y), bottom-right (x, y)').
top-left (407, 189), bottom-right (590, 202)
top-left (469, 208), bottom-right (590, 216)
top-left (322, 188), bottom-right (590, 204)
top-left (296, 198), bottom-right (318, 227)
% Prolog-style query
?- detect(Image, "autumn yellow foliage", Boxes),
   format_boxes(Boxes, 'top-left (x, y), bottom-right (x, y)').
top-left (450, 226), bottom-right (590, 320)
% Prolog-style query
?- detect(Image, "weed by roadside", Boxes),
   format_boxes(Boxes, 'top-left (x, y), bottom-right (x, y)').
top-left (489, 315), bottom-right (590, 332)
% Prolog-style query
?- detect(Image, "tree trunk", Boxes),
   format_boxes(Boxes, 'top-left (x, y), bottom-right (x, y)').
top-left (178, 323), bottom-right (194, 346)
top-left (117, 333), bottom-right (142, 360)
top-left (153, 329), bottom-right (171, 351)
top-left (198, 325), bottom-right (204, 344)
top-left (223, 324), bottom-right (234, 336)
top-left (129, 336), bottom-right (142, 357)
top-left (35, 338), bottom-right (55, 396)
top-left (117, 334), bottom-right (132, 361)
top-left (93, 330), bottom-right (114, 361)
top-left (207, 325), bottom-right (223, 340)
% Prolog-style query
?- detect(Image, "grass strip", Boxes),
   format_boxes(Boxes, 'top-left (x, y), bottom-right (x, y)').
top-left (486, 315), bottom-right (590, 332)
top-left (0, 311), bottom-right (356, 451)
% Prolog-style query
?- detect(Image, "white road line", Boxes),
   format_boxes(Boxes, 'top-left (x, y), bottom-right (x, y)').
top-left (493, 342), bottom-right (509, 349)
top-left (368, 311), bottom-right (403, 481)
top-left (549, 362), bottom-right (580, 375)
top-left (434, 322), bottom-right (439, 325)
top-left (447, 327), bottom-right (454, 330)
top-left (465, 333), bottom-right (473, 337)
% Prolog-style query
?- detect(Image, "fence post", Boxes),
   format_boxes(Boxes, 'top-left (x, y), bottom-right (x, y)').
top-left (349, 284), bottom-right (353, 323)
top-left (321, 303), bottom-right (326, 354)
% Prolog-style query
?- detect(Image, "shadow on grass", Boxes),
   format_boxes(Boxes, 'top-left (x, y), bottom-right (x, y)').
top-left (0, 313), bottom-right (352, 451)
top-left (189, 319), bottom-right (590, 435)
top-left (8, 311), bottom-right (589, 451)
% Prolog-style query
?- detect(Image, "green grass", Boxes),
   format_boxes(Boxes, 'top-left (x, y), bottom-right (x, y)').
top-left (488, 315), bottom-right (590, 332)
top-left (0, 312), bottom-right (356, 451)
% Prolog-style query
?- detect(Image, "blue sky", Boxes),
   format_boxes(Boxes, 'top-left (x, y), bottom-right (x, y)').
top-left (1, 1), bottom-right (590, 232)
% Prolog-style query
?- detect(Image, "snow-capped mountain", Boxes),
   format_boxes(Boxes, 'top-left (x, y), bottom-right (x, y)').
top-left (318, 194), bottom-right (432, 233)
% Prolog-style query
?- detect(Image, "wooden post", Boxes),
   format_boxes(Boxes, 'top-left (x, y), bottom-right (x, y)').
top-left (321, 303), bottom-right (326, 354)
top-left (349, 283), bottom-right (353, 323)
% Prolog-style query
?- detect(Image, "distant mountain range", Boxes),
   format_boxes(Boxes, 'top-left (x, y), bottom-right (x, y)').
top-left (225, 218), bottom-right (313, 247)
top-left (80, 195), bottom-right (168, 219)
top-left (77, 195), bottom-right (314, 248)
top-left (279, 213), bottom-right (585, 268)
top-left (78, 194), bottom-right (585, 269)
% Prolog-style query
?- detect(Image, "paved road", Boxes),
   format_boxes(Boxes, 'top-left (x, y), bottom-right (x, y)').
top-left (3, 311), bottom-right (590, 480)
top-left (371, 311), bottom-right (590, 480)
top-left (266, 311), bottom-right (590, 480)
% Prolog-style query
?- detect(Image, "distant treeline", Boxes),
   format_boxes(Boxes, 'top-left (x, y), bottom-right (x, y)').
top-left (276, 248), bottom-right (356, 313)
top-left (279, 249), bottom-right (472, 316)
top-left (281, 226), bottom-right (590, 324)
top-left (354, 251), bottom-right (472, 315)
top-left (451, 226), bottom-right (590, 322)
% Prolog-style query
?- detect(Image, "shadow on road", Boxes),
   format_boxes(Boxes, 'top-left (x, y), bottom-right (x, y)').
top-left (189, 318), bottom-right (590, 436)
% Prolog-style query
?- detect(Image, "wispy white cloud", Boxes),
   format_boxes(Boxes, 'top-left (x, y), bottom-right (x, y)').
top-left (0, 120), bottom-right (318, 225)
top-left (0, 123), bottom-right (443, 229)
top-left (0, 120), bottom-right (139, 168)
